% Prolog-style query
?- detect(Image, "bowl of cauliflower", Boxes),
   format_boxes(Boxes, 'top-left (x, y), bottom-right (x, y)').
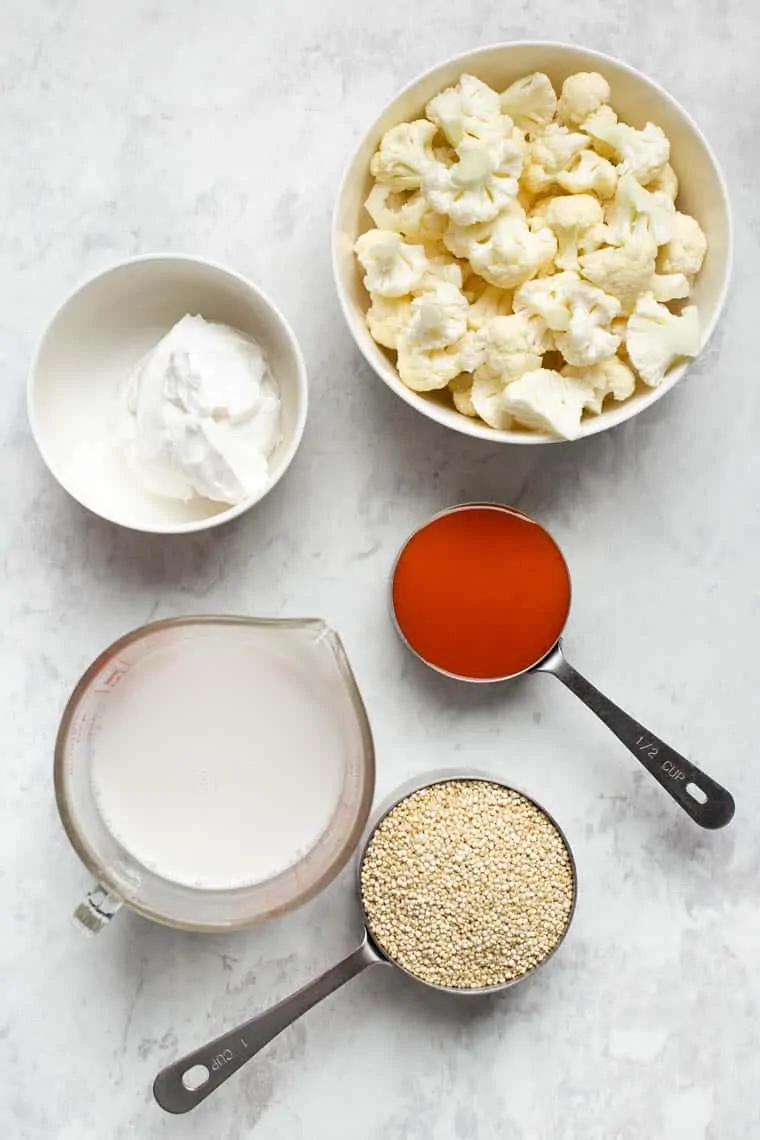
top-left (333, 43), bottom-right (731, 442)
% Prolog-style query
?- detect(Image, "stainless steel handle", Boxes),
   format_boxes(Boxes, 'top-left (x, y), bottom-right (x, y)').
top-left (538, 642), bottom-right (735, 829)
top-left (153, 934), bottom-right (381, 1114)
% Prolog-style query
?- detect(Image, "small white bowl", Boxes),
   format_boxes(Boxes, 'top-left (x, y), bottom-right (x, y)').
top-left (333, 42), bottom-right (733, 444)
top-left (28, 255), bottom-right (308, 532)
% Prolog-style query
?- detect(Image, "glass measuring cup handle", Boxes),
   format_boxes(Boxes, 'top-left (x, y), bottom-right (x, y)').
top-left (153, 932), bottom-right (383, 1114)
top-left (536, 642), bottom-right (735, 829)
top-left (73, 884), bottom-right (123, 934)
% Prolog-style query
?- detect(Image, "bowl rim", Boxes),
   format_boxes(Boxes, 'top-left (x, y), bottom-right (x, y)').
top-left (27, 252), bottom-right (309, 534)
top-left (332, 40), bottom-right (734, 445)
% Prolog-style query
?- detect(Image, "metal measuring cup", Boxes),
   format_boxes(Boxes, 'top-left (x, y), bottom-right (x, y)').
top-left (391, 504), bottom-right (735, 830)
top-left (153, 771), bottom-right (577, 1114)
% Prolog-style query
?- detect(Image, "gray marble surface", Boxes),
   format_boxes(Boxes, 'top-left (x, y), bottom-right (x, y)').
top-left (1, 2), bottom-right (758, 1137)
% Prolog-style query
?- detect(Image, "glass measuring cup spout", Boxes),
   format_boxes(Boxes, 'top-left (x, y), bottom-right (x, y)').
top-left (534, 641), bottom-right (735, 829)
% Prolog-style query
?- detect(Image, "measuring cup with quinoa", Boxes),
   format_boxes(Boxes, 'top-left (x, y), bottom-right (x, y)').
top-left (154, 773), bottom-right (577, 1114)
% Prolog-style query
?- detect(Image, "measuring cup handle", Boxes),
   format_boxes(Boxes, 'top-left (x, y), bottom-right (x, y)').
top-left (72, 884), bottom-right (123, 934)
top-left (538, 643), bottom-right (735, 829)
top-left (153, 934), bottom-right (381, 1114)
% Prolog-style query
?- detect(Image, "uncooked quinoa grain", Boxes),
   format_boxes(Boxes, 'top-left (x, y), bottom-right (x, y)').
top-left (360, 780), bottom-right (575, 989)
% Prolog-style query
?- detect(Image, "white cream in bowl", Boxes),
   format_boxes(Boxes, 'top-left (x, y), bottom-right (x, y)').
top-left (120, 315), bottom-right (282, 505)
top-left (28, 255), bottom-right (307, 533)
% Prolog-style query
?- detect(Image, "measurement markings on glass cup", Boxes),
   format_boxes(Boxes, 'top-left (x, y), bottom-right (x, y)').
top-left (93, 659), bottom-right (131, 693)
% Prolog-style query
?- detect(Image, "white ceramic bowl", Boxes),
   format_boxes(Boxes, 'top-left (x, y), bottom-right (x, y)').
top-left (28, 255), bottom-right (308, 532)
top-left (333, 42), bottom-right (733, 444)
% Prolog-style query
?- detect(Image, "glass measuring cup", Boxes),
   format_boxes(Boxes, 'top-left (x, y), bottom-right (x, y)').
top-left (391, 504), bottom-right (735, 830)
top-left (55, 616), bottom-right (375, 933)
top-left (153, 770), bottom-right (577, 1114)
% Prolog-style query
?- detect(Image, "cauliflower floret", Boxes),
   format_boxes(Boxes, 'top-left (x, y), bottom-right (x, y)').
top-left (396, 334), bottom-right (465, 392)
top-left (606, 173), bottom-right (676, 246)
top-left (544, 194), bottom-right (604, 270)
top-left (509, 124), bottom-right (530, 154)
top-left (474, 312), bottom-right (549, 385)
top-left (513, 271), bottom-right (583, 331)
top-left (649, 163), bottom-right (679, 201)
top-left (370, 120), bottom-right (438, 189)
top-left (470, 372), bottom-right (514, 429)
top-left (579, 105), bottom-right (617, 158)
top-left (657, 212), bottom-right (707, 276)
top-left (579, 221), bottom-right (657, 311)
top-left (447, 374), bottom-right (476, 417)
top-left (443, 215), bottom-right (497, 260)
top-left (405, 279), bottom-right (469, 350)
top-left (469, 314), bottom-right (549, 428)
top-left (355, 230), bottom-right (428, 297)
top-left (527, 194), bottom-right (559, 230)
top-left (557, 72), bottom-right (611, 127)
top-left (521, 164), bottom-right (558, 196)
top-left (514, 271), bottom-right (621, 366)
top-left (364, 185), bottom-right (447, 243)
top-left (500, 72), bottom-right (557, 132)
top-left (561, 356), bottom-right (636, 413)
top-left (458, 328), bottom-right (488, 373)
top-left (626, 295), bottom-right (700, 386)
top-left (553, 278), bottom-right (622, 367)
top-left (538, 124), bottom-right (594, 169)
top-left (421, 254), bottom-right (464, 289)
top-left (555, 150), bottom-right (618, 199)
top-left (366, 293), bottom-right (413, 349)
top-left (466, 281), bottom-right (513, 329)
top-left (522, 124), bottom-right (591, 194)
top-left (426, 74), bottom-right (508, 157)
top-left (468, 211), bottom-right (557, 289)
top-left (583, 107), bottom-right (670, 185)
top-left (423, 137), bottom-right (523, 225)
top-left (502, 368), bottom-right (597, 439)
top-left (650, 272), bottom-right (691, 302)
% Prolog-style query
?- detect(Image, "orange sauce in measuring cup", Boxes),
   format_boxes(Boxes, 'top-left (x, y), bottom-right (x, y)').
top-left (392, 505), bottom-right (571, 680)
